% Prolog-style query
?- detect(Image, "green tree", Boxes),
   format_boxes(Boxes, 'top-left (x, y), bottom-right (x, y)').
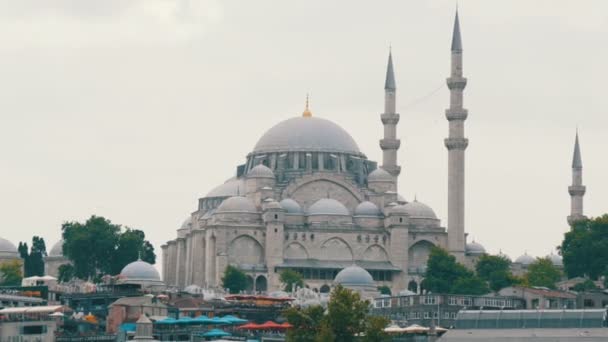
top-left (0, 260), bottom-right (23, 286)
top-left (280, 269), bottom-right (304, 292)
top-left (362, 316), bottom-right (390, 342)
top-left (62, 215), bottom-right (155, 280)
top-left (424, 247), bottom-right (487, 294)
top-left (377, 286), bottom-right (392, 295)
top-left (573, 279), bottom-right (597, 292)
top-left (451, 276), bottom-right (490, 295)
top-left (476, 254), bottom-right (514, 292)
top-left (221, 265), bottom-right (248, 294)
top-left (525, 257), bottom-right (562, 289)
top-left (285, 305), bottom-right (325, 342)
top-left (28, 236), bottom-right (47, 276)
top-left (57, 264), bottom-right (75, 283)
top-left (325, 285), bottom-right (369, 342)
top-left (560, 215), bottom-right (608, 279)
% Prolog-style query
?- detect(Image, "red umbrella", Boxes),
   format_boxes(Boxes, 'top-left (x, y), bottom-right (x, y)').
top-left (280, 322), bottom-right (293, 329)
top-left (258, 321), bottom-right (283, 330)
top-left (236, 323), bottom-right (261, 330)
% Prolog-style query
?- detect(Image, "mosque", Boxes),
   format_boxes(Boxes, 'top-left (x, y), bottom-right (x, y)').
top-left (0, 12), bottom-right (588, 294)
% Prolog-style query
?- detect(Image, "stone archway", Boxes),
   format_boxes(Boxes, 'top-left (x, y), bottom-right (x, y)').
top-left (408, 280), bottom-right (418, 294)
top-left (255, 275), bottom-right (268, 293)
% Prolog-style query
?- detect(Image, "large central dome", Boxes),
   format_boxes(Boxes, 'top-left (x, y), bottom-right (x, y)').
top-left (253, 116), bottom-right (361, 155)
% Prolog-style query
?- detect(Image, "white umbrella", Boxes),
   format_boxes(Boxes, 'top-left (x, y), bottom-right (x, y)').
top-left (49, 312), bottom-right (64, 317)
top-left (402, 324), bottom-right (429, 334)
top-left (384, 324), bottom-right (406, 333)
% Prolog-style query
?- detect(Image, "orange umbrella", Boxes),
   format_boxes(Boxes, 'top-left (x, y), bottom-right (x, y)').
top-left (280, 322), bottom-right (293, 329)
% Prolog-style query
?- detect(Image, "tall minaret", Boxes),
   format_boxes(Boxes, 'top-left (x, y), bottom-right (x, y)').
top-left (445, 11), bottom-right (467, 261)
top-left (380, 50), bottom-right (401, 184)
top-left (568, 131), bottom-right (586, 224)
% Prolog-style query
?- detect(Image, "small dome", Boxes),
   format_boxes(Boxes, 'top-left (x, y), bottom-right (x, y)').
top-left (120, 260), bottom-right (161, 281)
top-left (397, 194), bottom-right (407, 204)
top-left (280, 199), bottom-right (303, 214)
top-left (354, 201), bottom-right (381, 216)
top-left (253, 116), bottom-right (361, 155)
top-left (368, 168), bottom-right (392, 182)
top-left (49, 240), bottom-right (64, 257)
top-left (466, 241), bottom-right (486, 255)
top-left (334, 265), bottom-right (374, 286)
top-left (402, 200), bottom-right (437, 219)
top-left (547, 253), bottom-right (563, 267)
top-left (308, 198), bottom-right (349, 216)
top-left (180, 216), bottom-right (192, 230)
top-left (206, 177), bottom-right (245, 198)
top-left (390, 204), bottom-right (408, 215)
top-left (515, 253), bottom-right (535, 266)
top-left (247, 164), bottom-right (275, 178)
top-left (216, 196), bottom-right (258, 213)
top-left (0, 237), bottom-right (17, 254)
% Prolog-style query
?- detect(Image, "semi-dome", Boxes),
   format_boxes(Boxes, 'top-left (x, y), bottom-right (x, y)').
top-left (466, 241), bottom-right (486, 255)
top-left (247, 164), bottom-right (275, 178)
top-left (308, 198), bottom-right (349, 216)
top-left (49, 240), bottom-right (64, 257)
top-left (280, 199), bottom-right (303, 214)
top-left (515, 253), bottom-right (535, 266)
top-left (206, 177), bottom-right (245, 198)
top-left (0, 237), bottom-right (18, 255)
top-left (354, 201), bottom-right (381, 216)
top-left (547, 253), bottom-right (563, 267)
top-left (120, 260), bottom-right (161, 281)
top-left (402, 200), bottom-right (437, 219)
top-left (368, 168), bottom-right (392, 182)
top-left (216, 196), bottom-right (258, 213)
top-left (334, 265), bottom-right (374, 286)
top-left (180, 216), bottom-right (192, 230)
top-left (252, 116), bottom-right (361, 155)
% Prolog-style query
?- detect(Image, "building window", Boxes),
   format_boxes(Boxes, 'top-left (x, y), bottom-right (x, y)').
top-left (274, 214), bottom-right (278, 219)
top-left (444, 312), bottom-right (450, 319)
top-left (424, 312), bottom-right (431, 319)
top-left (423, 296), bottom-right (438, 305)
top-left (448, 297), bottom-right (457, 305)
top-left (584, 299), bottom-right (595, 307)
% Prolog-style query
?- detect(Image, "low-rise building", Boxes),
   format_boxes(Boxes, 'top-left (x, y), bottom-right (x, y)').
top-left (0, 305), bottom-right (70, 341)
top-left (106, 296), bottom-right (168, 334)
top-left (498, 287), bottom-right (576, 309)
top-left (577, 290), bottom-right (608, 309)
top-left (372, 293), bottom-right (525, 328)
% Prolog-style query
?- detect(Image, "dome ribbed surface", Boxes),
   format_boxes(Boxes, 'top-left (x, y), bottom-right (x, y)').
top-left (403, 200), bottom-right (437, 219)
top-left (0, 237), bottom-right (17, 254)
top-left (547, 253), bottom-right (563, 267)
top-left (515, 254), bottom-right (535, 266)
top-left (308, 198), bottom-right (349, 216)
top-left (334, 265), bottom-right (374, 286)
top-left (354, 201), bottom-right (381, 216)
top-left (49, 240), bottom-right (64, 257)
top-left (280, 199), bottom-right (303, 214)
top-left (466, 241), bottom-right (486, 255)
top-left (217, 196), bottom-right (258, 213)
top-left (253, 117), bottom-right (360, 154)
top-left (206, 178), bottom-right (245, 198)
top-left (120, 260), bottom-right (160, 281)
top-left (248, 164), bottom-right (275, 178)
top-left (368, 168), bottom-right (392, 182)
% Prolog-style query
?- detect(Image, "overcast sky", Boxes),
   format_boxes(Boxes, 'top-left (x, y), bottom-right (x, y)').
top-left (0, 1), bottom-right (606, 267)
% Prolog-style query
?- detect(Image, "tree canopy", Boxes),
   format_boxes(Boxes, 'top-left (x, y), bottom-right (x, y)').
top-left (18, 236), bottom-right (47, 277)
top-left (424, 247), bottom-right (489, 295)
top-left (280, 269), bottom-right (304, 292)
top-left (0, 260), bottom-right (23, 286)
top-left (61, 215), bottom-right (155, 280)
top-left (475, 254), bottom-right (514, 292)
top-left (525, 257), bottom-right (562, 289)
top-left (560, 215), bottom-right (608, 280)
top-left (285, 285), bottom-right (388, 342)
top-left (221, 265), bottom-right (248, 294)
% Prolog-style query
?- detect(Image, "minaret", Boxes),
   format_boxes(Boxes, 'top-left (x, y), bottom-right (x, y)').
top-left (445, 11), bottom-right (467, 261)
top-left (568, 131), bottom-right (586, 224)
top-left (379, 50), bottom-right (401, 183)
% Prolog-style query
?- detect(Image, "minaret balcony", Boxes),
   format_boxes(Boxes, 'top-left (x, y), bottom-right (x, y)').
top-left (380, 139), bottom-right (401, 150)
top-left (446, 76), bottom-right (467, 90)
top-left (444, 137), bottom-right (469, 150)
top-left (381, 113), bottom-right (400, 125)
top-left (445, 109), bottom-right (468, 121)
top-left (568, 185), bottom-right (586, 196)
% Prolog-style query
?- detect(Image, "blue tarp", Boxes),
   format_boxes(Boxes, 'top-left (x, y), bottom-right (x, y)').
top-left (119, 323), bottom-right (136, 332)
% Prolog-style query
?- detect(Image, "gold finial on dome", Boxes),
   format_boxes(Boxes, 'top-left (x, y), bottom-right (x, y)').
top-left (302, 93), bottom-right (312, 117)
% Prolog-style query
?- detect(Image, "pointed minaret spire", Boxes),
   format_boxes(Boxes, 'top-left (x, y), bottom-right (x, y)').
top-left (302, 93), bottom-right (312, 117)
top-left (379, 49), bottom-right (401, 188)
top-left (445, 9), bottom-right (468, 262)
top-left (385, 50), bottom-right (396, 91)
top-left (451, 10), bottom-right (462, 52)
top-left (568, 130), bottom-right (586, 224)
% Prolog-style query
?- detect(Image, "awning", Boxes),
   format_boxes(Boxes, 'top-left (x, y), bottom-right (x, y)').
top-left (277, 259), bottom-right (401, 271)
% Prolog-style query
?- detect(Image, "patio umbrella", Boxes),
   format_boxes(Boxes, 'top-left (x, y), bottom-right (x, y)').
top-left (402, 324), bottom-right (429, 334)
top-left (221, 315), bottom-right (248, 324)
top-left (237, 323), bottom-right (261, 330)
top-left (177, 316), bottom-right (195, 324)
top-left (384, 324), bottom-right (405, 333)
top-left (258, 321), bottom-right (283, 330)
top-left (201, 329), bottom-right (231, 337)
top-left (208, 316), bottom-right (233, 325)
top-left (280, 322), bottom-right (293, 329)
top-left (155, 317), bottom-right (178, 325)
